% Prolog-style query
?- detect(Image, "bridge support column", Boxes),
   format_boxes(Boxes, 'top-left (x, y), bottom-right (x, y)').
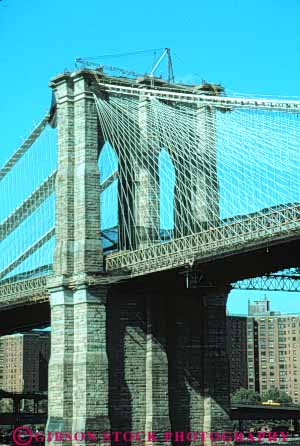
top-left (73, 71), bottom-right (103, 274)
top-left (49, 69), bottom-right (108, 445)
top-left (202, 291), bottom-right (232, 434)
top-left (72, 285), bottom-right (110, 444)
top-left (168, 292), bottom-right (205, 438)
top-left (134, 98), bottom-right (160, 248)
top-left (193, 106), bottom-right (219, 227)
top-left (50, 74), bottom-right (75, 276)
top-left (46, 287), bottom-right (74, 439)
top-left (167, 287), bottom-right (231, 440)
top-left (145, 295), bottom-right (171, 442)
top-left (173, 105), bottom-right (220, 238)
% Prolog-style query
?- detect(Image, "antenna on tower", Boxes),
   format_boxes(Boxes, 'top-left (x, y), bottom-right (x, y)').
top-left (75, 47), bottom-right (175, 83)
top-left (149, 48), bottom-right (175, 83)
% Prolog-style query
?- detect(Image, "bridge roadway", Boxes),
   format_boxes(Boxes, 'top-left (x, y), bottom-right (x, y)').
top-left (231, 404), bottom-right (300, 421)
top-left (0, 404), bottom-right (299, 427)
top-left (1, 206), bottom-right (300, 335)
top-left (106, 204), bottom-right (300, 276)
top-left (0, 220), bottom-right (300, 336)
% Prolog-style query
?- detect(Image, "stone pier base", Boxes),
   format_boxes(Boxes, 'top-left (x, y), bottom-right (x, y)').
top-left (47, 279), bottom-right (232, 445)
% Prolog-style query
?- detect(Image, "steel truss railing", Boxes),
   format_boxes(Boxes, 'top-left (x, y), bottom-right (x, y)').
top-left (2, 205), bottom-right (300, 307)
top-left (2, 270), bottom-right (300, 310)
top-left (106, 204), bottom-right (300, 277)
top-left (232, 275), bottom-right (300, 292)
top-left (0, 276), bottom-right (49, 309)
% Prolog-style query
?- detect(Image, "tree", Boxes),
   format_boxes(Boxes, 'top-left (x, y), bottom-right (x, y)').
top-left (261, 388), bottom-right (293, 404)
top-left (231, 388), bottom-right (261, 404)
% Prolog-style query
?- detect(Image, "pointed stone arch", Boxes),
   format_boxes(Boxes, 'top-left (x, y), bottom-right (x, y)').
top-left (158, 148), bottom-right (175, 241)
top-left (98, 142), bottom-right (119, 252)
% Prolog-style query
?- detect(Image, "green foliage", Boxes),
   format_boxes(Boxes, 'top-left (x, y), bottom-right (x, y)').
top-left (231, 388), bottom-right (261, 404)
top-left (261, 388), bottom-right (293, 404)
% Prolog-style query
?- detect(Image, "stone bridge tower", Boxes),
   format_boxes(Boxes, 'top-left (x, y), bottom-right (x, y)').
top-left (46, 69), bottom-right (232, 445)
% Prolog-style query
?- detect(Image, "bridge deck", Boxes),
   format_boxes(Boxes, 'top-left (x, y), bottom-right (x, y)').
top-left (231, 403), bottom-right (300, 420)
top-left (1, 205), bottom-right (300, 311)
top-left (106, 205), bottom-right (300, 277)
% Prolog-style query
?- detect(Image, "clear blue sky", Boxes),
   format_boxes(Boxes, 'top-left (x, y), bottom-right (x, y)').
top-left (1, 0), bottom-right (300, 314)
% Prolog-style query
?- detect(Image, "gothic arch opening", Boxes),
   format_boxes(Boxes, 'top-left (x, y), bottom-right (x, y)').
top-left (158, 148), bottom-right (175, 242)
top-left (98, 142), bottom-right (119, 253)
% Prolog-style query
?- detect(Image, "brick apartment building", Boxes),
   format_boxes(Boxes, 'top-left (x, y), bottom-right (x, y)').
top-left (0, 331), bottom-right (50, 393)
top-left (228, 297), bottom-right (300, 403)
top-left (227, 315), bottom-right (248, 392)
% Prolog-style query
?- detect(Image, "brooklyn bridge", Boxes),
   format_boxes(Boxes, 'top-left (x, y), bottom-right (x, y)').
top-left (1, 68), bottom-right (300, 443)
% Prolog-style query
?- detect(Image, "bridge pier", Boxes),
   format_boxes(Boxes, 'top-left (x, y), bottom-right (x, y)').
top-left (72, 285), bottom-right (110, 439)
top-left (173, 105), bottom-right (220, 239)
top-left (168, 286), bottom-right (232, 442)
top-left (48, 70), bottom-right (110, 445)
top-left (46, 287), bottom-right (74, 437)
top-left (202, 292), bottom-right (232, 433)
top-left (48, 69), bottom-right (231, 444)
top-left (194, 106), bottom-right (219, 226)
top-left (168, 288), bottom-right (205, 437)
top-left (47, 283), bottom-right (111, 446)
top-left (144, 295), bottom-right (171, 441)
top-left (47, 280), bottom-right (232, 444)
top-left (134, 98), bottom-right (160, 248)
